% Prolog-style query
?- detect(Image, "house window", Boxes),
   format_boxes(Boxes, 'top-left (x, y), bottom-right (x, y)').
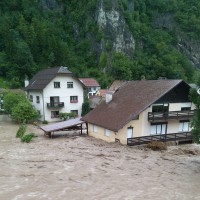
top-left (93, 125), bottom-right (98, 133)
top-left (67, 82), bottom-right (73, 88)
top-left (29, 95), bottom-right (33, 102)
top-left (104, 129), bottom-right (111, 137)
top-left (152, 103), bottom-right (169, 113)
top-left (70, 96), bottom-right (78, 103)
top-left (37, 110), bottom-right (41, 115)
top-left (181, 103), bottom-right (191, 111)
top-left (36, 96), bottom-right (40, 103)
top-left (70, 110), bottom-right (78, 116)
top-left (51, 111), bottom-right (59, 118)
top-left (54, 82), bottom-right (60, 88)
top-left (150, 123), bottom-right (167, 135)
top-left (179, 121), bottom-right (189, 132)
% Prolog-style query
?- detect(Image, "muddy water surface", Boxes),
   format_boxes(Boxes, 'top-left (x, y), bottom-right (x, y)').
top-left (0, 118), bottom-right (200, 200)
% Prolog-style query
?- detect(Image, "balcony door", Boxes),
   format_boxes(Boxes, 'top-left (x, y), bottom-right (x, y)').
top-left (50, 96), bottom-right (59, 106)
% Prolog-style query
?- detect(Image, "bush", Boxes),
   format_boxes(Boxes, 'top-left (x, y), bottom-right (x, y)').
top-left (146, 141), bottom-right (167, 151)
top-left (12, 101), bottom-right (39, 123)
top-left (42, 120), bottom-right (48, 124)
top-left (16, 121), bottom-right (27, 138)
top-left (21, 133), bottom-right (36, 143)
top-left (59, 112), bottom-right (76, 121)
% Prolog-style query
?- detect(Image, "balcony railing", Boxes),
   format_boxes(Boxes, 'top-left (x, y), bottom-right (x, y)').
top-left (47, 102), bottom-right (64, 108)
top-left (127, 132), bottom-right (192, 146)
top-left (148, 110), bottom-right (195, 122)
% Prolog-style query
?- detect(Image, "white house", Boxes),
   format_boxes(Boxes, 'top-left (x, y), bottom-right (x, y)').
top-left (25, 66), bottom-right (85, 122)
top-left (79, 78), bottom-right (100, 97)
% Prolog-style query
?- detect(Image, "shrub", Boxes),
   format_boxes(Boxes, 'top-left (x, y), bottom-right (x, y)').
top-left (147, 141), bottom-right (167, 151)
top-left (42, 120), bottom-right (48, 124)
top-left (16, 121), bottom-right (27, 138)
top-left (21, 133), bottom-right (36, 143)
top-left (12, 101), bottom-right (39, 123)
top-left (59, 112), bottom-right (76, 121)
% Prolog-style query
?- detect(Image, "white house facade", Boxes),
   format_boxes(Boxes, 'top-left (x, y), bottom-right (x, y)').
top-left (25, 66), bottom-right (84, 122)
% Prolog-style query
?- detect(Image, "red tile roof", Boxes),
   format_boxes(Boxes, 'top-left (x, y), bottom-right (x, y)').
top-left (79, 78), bottom-right (100, 87)
top-left (97, 89), bottom-right (107, 98)
top-left (82, 80), bottom-right (190, 132)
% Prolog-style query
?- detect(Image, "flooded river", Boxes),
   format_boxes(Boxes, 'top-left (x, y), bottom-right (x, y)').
top-left (0, 117), bottom-right (200, 200)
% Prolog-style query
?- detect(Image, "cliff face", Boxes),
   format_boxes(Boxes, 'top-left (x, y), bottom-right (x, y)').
top-left (39, 0), bottom-right (200, 69)
top-left (96, 0), bottom-right (135, 57)
top-left (177, 36), bottom-right (200, 68)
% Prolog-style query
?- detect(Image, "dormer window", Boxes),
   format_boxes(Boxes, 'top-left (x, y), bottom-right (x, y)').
top-left (54, 82), bottom-right (60, 88)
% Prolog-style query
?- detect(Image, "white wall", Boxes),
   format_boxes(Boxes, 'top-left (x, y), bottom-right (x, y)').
top-left (27, 90), bottom-right (44, 121)
top-left (43, 75), bottom-right (84, 122)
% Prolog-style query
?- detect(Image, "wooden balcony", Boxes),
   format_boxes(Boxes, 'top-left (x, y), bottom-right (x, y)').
top-left (47, 102), bottom-right (64, 108)
top-left (148, 110), bottom-right (195, 122)
top-left (127, 132), bottom-right (192, 146)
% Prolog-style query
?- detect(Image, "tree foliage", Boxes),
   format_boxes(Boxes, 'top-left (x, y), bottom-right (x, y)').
top-left (189, 75), bottom-right (200, 143)
top-left (0, 0), bottom-right (198, 88)
top-left (3, 91), bottom-right (39, 122)
top-left (82, 94), bottom-right (90, 116)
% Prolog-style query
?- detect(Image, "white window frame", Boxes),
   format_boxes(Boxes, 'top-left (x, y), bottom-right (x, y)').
top-left (51, 111), bottom-right (59, 118)
top-left (150, 123), bottom-right (167, 135)
top-left (54, 82), bottom-right (60, 88)
top-left (70, 96), bottom-right (78, 103)
top-left (93, 125), bottom-right (98, 133)
top-left (67, 82), bottom-right (73, 88)
top-left (179, 121), bottom-right (189, 132)
top-left (104, 129), bottom-right (111, 137)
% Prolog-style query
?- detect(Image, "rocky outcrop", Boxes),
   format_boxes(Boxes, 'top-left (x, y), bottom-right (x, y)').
top-left (177, 36), bottom-right (200, 68)
top-left (96, 0), bottom-right (135, 57)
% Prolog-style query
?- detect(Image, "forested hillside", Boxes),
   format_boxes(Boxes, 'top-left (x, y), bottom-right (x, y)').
top-left (0, 0), bottom-right (200, 88)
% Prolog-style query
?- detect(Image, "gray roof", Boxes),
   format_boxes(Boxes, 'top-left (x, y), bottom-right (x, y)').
top-left (82, 80), bottom-right (191, 132)
top-left (25, 66), bottom-right (72, 90)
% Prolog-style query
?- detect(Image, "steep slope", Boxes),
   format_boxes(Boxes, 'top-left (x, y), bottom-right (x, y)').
top-left (0, 0), bottom-right (199, 88)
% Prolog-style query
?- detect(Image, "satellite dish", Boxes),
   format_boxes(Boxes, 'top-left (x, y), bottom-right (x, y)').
top-left (197, 88), bottom-right (200, 95)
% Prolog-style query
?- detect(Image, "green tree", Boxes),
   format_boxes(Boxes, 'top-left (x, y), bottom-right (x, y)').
top-left (110, 53), bottom-right (132, 80)
top-left (81, 94), bottom-right (90, 116)
top-left (12, 101), bottom-right (39, 123)
top-left (3, 91), bottom-right (27, 114)
top-left (3, 91), bottom-right (39, 122)
top-left (189, 75), bottom-right (200, 143)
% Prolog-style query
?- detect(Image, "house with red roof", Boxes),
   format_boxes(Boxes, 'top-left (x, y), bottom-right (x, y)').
top-left (79, 78), bottom-right (100, 97)
top-left (82, 80), bottom-right (195, 145)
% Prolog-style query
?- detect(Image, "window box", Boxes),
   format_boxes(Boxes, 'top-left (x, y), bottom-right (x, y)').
top-left (70, 100), bottom-right (78, 103)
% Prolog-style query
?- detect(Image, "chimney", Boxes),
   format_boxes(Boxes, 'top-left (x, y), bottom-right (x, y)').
top-left (106, 91), bottom-right (114, 103)
top-left (24, 78), bottom-right (29, 87)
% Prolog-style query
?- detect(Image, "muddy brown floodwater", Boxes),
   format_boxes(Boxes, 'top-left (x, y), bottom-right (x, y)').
top-left (0, 117), bottom-right (200, 200)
